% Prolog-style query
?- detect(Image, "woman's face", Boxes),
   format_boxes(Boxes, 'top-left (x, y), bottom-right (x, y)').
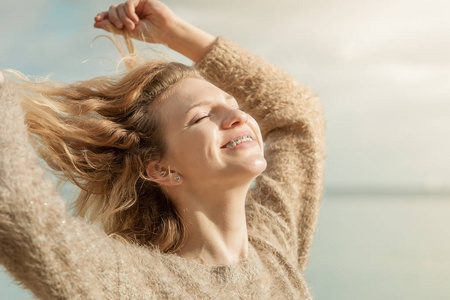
top-left (156, 78), bottom-right (266, 187)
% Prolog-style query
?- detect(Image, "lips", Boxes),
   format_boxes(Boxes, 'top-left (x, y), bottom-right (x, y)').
top-left (221, 130), bottom-right (254, 148)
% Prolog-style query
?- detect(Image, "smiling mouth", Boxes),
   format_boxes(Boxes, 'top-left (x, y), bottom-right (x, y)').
top-left (221, 135), bottom-right (254, 149)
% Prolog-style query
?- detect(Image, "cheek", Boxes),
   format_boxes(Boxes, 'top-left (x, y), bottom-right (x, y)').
top-left (248, 115), bottom-right (260, 130)
top-left (248, 117), bottom-right (264, 143)
top-left (171, 128), bottom-right (219, 168)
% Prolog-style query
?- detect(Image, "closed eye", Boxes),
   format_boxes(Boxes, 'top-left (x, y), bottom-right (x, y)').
top-left (194, 115), bottom-right (209, 124)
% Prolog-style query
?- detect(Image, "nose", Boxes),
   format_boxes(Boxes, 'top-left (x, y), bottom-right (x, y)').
top-left (221, 108), bottom-right (248, 128)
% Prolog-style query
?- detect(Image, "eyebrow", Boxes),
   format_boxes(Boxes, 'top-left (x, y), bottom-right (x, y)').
top-left (184, 94), bottom-right (236, 115)
top-left (184, 100), bottom-right (212, 115)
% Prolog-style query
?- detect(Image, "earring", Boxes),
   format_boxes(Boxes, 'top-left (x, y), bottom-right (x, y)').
top-left (174, 176), bottom-right (181, 182)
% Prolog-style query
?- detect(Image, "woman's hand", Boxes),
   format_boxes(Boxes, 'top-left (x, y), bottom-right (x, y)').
top-left (93, 0), bottom-right (216, 63)
top-left (94, 0), bottom-right (178, 44)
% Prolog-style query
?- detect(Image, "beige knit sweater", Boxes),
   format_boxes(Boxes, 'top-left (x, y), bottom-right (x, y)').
top-left (0, 38), bottom-right (326, 299)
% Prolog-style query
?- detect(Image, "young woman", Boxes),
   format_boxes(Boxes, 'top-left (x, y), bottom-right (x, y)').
top-left (0, 0), bottom-right (325, 298)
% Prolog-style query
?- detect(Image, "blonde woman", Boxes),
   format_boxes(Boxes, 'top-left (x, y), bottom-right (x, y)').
top-left (0, 0), bottom-right (325, 298)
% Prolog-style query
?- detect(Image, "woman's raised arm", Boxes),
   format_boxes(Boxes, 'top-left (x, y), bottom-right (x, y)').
top-left (0, 77), bottom-right (135, 298)
top-left (195, 38), bottom-right (326, 271)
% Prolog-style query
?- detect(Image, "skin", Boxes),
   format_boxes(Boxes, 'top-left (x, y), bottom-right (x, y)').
top-left (94, 0), bottom-right (267, 265)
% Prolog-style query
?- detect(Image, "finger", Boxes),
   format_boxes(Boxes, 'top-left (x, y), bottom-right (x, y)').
top-left (108, 5), bottom-right (124, 29)
top-left (93, 19), bottom-right (114, 32)
top-left (125, 0), bottom-right (140, 24)
top-left (117, 5), bottom-right (135, 30)
top-left (0, 71), bottom-right (4, 85)
top-left (94, 11), bottom-right (108, 22)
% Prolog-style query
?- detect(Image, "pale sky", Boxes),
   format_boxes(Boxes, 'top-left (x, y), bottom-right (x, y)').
top-left (1, 1), bottom-right (450, 299)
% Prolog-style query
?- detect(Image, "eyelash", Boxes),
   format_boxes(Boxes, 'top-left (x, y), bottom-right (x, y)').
top-left (194, 115), bottom-right (210, 124)
top-left (192, 107), bottom-right (243, 124)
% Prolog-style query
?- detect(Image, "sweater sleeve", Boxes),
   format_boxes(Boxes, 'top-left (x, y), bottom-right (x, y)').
top-left (0, 81), bottom-right (125, 299)
top-left (195, 37), bottom-right (326, 271)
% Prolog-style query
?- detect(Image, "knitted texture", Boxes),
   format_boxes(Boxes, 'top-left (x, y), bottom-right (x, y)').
top-left (0, 38), bottom-right (326, 299)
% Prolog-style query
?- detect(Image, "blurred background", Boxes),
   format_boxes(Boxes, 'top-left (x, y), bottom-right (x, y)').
top-left (1, 0), bottom-right (449, 299)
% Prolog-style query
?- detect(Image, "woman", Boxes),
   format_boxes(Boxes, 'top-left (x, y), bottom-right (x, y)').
top-left (0, 0), bottom-right (325, 298)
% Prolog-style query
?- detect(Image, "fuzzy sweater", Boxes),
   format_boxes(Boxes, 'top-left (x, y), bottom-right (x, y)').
top-left (0, 37), bottom-right (326, 299)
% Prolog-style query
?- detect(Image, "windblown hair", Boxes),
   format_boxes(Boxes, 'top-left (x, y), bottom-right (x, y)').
top-left (7, 39), bottom-right (202, 253)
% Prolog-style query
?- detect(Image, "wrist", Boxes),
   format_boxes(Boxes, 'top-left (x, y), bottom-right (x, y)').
top-left (164, 19), bottom-right (216, 63)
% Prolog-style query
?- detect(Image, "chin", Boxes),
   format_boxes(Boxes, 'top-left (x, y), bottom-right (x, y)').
top-left (237, 156), bottom-right (267, 180)
top-left (251, 157), bottom-right (267, 174)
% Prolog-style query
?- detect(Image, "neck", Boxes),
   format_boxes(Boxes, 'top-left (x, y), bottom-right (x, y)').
top-left (172, 182), bottom-right (250, 266)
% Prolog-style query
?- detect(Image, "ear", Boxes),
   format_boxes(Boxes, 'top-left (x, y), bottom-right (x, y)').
top-left (145, 161), bottom-right (182, 186)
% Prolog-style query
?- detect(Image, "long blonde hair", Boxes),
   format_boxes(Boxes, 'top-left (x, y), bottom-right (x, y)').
top-left (8, 35), bottom-right (202, 253)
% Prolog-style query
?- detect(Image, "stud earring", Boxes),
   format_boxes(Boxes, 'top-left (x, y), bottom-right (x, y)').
top-left (174, 176), bottom-right (181, 182)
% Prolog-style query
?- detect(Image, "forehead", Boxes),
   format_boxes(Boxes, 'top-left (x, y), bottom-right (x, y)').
top-left (157, 78), bottom-right (228, 117)
top-left (166, 77), bottom-right (221, 103)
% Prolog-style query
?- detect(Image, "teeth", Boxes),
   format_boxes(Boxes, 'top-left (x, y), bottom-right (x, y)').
top-left (225, 135), bottom-right (253, 148)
